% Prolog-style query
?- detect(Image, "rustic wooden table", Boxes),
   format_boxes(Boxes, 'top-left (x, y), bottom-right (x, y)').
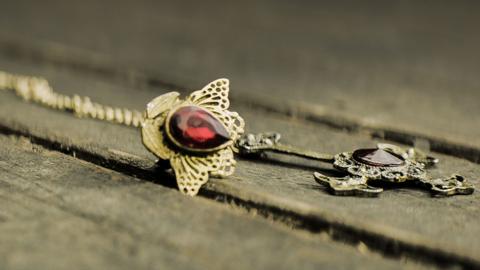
top-left (0, 1), bottom-right (478, 269)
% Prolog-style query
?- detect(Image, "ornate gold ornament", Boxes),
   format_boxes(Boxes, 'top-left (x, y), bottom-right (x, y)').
top-left (141, 79), bottom-right (244, 196)
top-left (0, 71), bottom-right (474, 198)
top-left (237, 133), bottom-right (475, 197)
top-left (313, 143), bottom-right (474, 197)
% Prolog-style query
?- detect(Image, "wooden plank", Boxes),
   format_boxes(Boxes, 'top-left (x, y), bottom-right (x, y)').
top-left (0, 58), bottom-right (478, 268)
top-left (0, 0), bottom-right (479, 160)
top-left (0, 135), bottom-right (421, 270)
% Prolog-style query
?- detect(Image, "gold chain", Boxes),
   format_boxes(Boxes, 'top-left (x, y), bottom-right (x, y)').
top-left (0, 71), bottom-right (144, 127)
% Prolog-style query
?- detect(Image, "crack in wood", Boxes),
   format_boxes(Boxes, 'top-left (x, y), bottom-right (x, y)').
top-left (0, 123), bottom-right (477, 269)
top-left (0, 35), bottom-right (478, 165)
top-left (201, 189), bottom-right (479, 269)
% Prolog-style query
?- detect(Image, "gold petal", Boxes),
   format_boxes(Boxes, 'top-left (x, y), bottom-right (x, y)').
top-left (188, 79), bottom-right (230, 111)
top-left (186, 78), bottom-right (244, 146)
top-left (170, 154), bottom-right (209, 196)
top-left (141, 117), bottom-right (175, 160)
top-left (210, 148), bottom-right (236, 177)
top-left (219, 111), bottom-right (245, 144)
top-left (146, 92), bottom-right (180, 119)
top-left (170, 148), bottom-right (237, 196)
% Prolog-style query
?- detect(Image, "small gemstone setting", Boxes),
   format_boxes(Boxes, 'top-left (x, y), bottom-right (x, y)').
top-left (167, 106), bottom-right (230, 150)
top-left (352, 148), bottom-right (405, 167)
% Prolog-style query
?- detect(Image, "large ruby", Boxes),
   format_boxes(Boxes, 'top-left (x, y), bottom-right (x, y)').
top-left (352, 148), bottom-right (405, 167)
top-left (168, 106), bottom-right (230, 150)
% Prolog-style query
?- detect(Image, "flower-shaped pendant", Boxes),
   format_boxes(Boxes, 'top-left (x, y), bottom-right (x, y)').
top-left (141, 79), bottom-right (244, 196)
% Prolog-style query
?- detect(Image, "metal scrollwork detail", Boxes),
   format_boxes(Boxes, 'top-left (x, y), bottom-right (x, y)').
top-left (419, 174), bottom-right (474, 196)
top-left (314, 172), bottom-right (383, 197)
top-left (314, 144), bottom-right (474, 197)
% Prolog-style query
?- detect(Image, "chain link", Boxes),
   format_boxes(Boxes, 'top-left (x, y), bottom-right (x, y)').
top-left (0, 71), bottom-right (144, 128)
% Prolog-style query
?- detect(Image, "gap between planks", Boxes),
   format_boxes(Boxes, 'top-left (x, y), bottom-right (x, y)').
top-left (0, 34), bottom-right (479, 164)
top-left (0, 123), bottom-right (477, 270)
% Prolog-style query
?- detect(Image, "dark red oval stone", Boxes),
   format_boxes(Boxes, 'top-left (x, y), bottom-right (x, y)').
top-left (168, 106), bottom-right (230, 150)
top-left (352, 148), bottom-right (405, 167)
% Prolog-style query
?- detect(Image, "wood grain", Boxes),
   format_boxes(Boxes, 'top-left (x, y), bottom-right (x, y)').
top-left (1, 135), bottom-right (426, 270)
top-left (0, 1), bottom-right (479, 268)
top-left (0, 57), bottom-right (478, 268)
top-left (0, 0), bottom-right (478, 159)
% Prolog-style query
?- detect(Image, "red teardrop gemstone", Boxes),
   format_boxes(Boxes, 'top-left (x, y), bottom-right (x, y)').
top-left (352, 148), bottom-right (405, 167)
top-left (168, 106), bottom-right (230, 150)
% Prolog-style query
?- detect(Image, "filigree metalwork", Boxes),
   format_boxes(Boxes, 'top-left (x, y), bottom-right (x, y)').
top-left (236, 133), bottom-right (334, 162)
top-left (313, 173), bottom-right (383, 197)
top-left (0, 69), bottom-right (473, 199)
top-left (141, 79), bottom-right (244, 196)
top-left (314, 144), bottom-right (475, 197)
top-left (237, 133), bottom-right (475, 197)
top-left (417, 174), bottom-right (475, 196)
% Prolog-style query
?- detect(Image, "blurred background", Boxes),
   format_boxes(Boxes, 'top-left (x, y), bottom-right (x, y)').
top-left (1, 0), bottom-right (478, 148)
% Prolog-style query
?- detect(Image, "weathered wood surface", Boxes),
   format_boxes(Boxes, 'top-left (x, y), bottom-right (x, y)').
top-left (1, 135), bottom-right (425, 270)
top-left (0, 0), bottom-right (479, 161)
top-left (0, 57), bottom-right (479, 268)
top-left (0, 1), bottom-right (479, 269)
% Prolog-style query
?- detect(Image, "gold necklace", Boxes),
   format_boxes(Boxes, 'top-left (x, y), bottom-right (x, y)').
top-left (0, 71), bottom-right (474, 197)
